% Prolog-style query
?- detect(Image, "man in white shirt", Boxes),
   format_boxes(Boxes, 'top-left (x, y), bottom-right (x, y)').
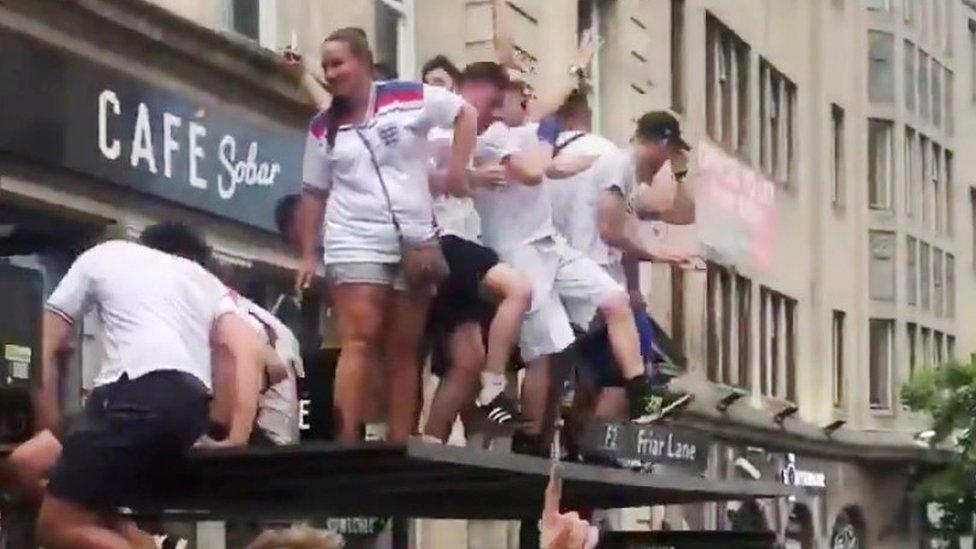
top-left (31, 223), bottom-right (263, 549)
top-left (457, 67), bottom-right (668, 452)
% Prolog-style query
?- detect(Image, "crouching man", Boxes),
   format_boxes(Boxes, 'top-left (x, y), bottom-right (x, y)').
top-left (28, 223), bottom-right (264, 549)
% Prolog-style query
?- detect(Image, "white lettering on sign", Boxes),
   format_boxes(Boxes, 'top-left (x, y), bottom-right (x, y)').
top-left (218, 136), bottom-right (281, 200)
top-left (188, 121), bottom-right (207, 189)
top-left (130, 103), bottom-right (157, 174)
top-left (98, 90), bottom-right (121, 160)
top-left (162, 112), bottom-right (182, 179)
top-left (298, 398), bottom-right (311, 431)
top-left (781, 453), bottom-right (826, 489)
top-left (95, 88), bottom-right (282, 199)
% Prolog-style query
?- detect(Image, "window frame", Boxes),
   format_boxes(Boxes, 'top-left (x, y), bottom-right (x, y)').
top-left (868, 318), bottom-right (895, 411)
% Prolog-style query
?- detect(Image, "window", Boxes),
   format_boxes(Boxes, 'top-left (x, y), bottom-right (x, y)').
top-left (933, 248), bottom-right (944, 316)
top-left (869, 319), bottom-right (894, 410)
top-left (919, 51), bottom-right (930, 120)
top-left (935, 331), bottom-right (944, 366)
top-left (904, 127), bottom-right (917, 218)
top-left (868, 119), bottom-right (893, 210)
top-left (374, 0), bottom-right (413, 79)
top-left (903, 0), bottom-right (914, 23)
top-left (706, 264), bottom-right (750, 388)
top-left (933, 143), bottom-right (942, 233)
top-left (920, 135), bottom-right (931, 226)
top-left (948, 335), bottom-right (956, 362)
top-left (578, 0), bottom-right (606, 130)
top-left (969, 20), bottom-right (976, 102)
top-left (831, 105), bottom-right (845, 206)
top-left (946, 253), bottom-right (955, 318)
top-left (671, 0), bottom-right (686, 113)
top-left (920, 241), bottom-right (931, 309)
top-left (932, 62), bottom-right (943, 128)
top-left (971, 189), bottom-right (976, 269)
top-left (908, 322), bottom-right (918, 378)
top-left (934, 0), bottom-right (943, 50)
top-left (945, 151), bottom-right (954, 235)
top-left (832, 311), bottom-right (845, 407)
top-left (870, 231), bottom-right (896, 301)
top-left (921, 327), bottom-right (932, 367)
top-left (868, 31), bottom-right (895, 103)
top-left (759, 59), bottom-right (796, 183)
top-left (943, 0), bottom-right (952, 54)
top-left (865, 0), bottom-right (891, 10)
top-left (904, 41), bottom-right (916, 113)
top-left (945, 68), bottom-right (954, 136)
top-left (907, 236), bottom-right (918, 306)
top-left (706, 15), bottom-right (750, 156)
top-left (225, 0), bottom-right (278, 47)
top-left (760, 287), bottom-right (797, 401)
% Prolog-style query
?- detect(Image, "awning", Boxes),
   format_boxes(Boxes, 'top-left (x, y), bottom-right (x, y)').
top-left (125, 440), bottom-right (795, 521)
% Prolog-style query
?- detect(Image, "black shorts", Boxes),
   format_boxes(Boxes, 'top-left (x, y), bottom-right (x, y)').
top-left (46, 370), bottom-right (209, 509)
top-left (428, 235), bottom-right (499, 332)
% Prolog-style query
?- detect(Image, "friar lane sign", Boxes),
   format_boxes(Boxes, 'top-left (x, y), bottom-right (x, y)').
top-left (0, 28), bottom-right (303, 232)
top-left (578, 419), bottom-right (711, 475)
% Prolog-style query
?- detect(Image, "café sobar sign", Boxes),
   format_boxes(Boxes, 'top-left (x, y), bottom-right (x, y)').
top-left (0, 28), bottom-right (303, 232)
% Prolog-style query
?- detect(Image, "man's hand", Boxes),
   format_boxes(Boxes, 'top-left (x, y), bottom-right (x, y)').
top-left (278, 47), bottom-right (305, 81)
top-left (471, 165), bottom-right (508, 188)
top-left (541, 464), bottom-right (599, 549)
top-left (295, 255), bottom-right (317, 295)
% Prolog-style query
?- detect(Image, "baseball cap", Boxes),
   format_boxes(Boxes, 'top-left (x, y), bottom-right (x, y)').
top-left (635, 111), bottom-right (691, 150)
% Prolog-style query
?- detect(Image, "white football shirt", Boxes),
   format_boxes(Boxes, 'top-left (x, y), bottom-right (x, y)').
top-left (302, 82), bottom-right (468, 264)
top-left (428, 127), bottom-right (482, 243)
top-left (46, 240), bottom-right (236, 390)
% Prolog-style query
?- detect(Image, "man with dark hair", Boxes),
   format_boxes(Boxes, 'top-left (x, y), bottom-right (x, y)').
top-left (275, 194), bottom-right (302, 244)
top-left (421, 55), bottom-right (462, 90)
top-left (21, 223), bottom-right (264, 549)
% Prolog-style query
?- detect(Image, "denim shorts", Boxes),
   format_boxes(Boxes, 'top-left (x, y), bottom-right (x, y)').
top-left (325, 262), bottom-right (407, 291)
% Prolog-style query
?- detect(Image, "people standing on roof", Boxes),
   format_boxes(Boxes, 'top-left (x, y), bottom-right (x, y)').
top-left (295, 28), bottom-right (479, 444)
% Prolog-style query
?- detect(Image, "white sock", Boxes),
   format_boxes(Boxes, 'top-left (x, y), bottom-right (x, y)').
top-left (478, 372), bottom-right (507, 406)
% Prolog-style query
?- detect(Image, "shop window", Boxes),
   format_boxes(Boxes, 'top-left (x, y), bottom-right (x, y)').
top-left (908, 322), bottom-right (918, 378)
top-left (760, 287), bottom-right (797, 401)
top-left (869, 319), bottom-right (894, 410)
top-left (831, 104), bottom-right (845, 207)
top-left (907, 235), bottom-right (918, 306)
top-left (920, 241), bottom-right (931, 310)
top-left (671, 0), bottom-right (686, 113)
top-left (706, 14), bottom-right (750, 157)
top-left (868, 31), bottom-right (895, 103)
top-left (832, 310), bottom-right (845, 407)
top-left (904, 40), bottom-right (916, 113)
top-left (707, 264), bottom-right (750, 388)
top-left (869, 230), bottom-right (896, 301)
top-left (868, 119), bottom-right (893, 210)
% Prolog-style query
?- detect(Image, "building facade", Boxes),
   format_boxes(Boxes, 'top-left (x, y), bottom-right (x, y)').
top-left (2, 0), bottom-right (975, 547)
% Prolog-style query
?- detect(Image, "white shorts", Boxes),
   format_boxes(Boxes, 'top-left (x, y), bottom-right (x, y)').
top-left (502, 236), bottom-right (625, 361)
top-left (565, 260), bottom-right (626, 329)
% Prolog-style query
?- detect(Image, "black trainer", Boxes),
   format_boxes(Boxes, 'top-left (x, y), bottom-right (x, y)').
top-left (627, 381), bottom-right (694, 424)
top-left (479, 393), bottom-right (520, 425)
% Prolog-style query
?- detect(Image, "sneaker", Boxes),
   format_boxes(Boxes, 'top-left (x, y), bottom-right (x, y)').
top-left (479, 393), bottom-right (520, 426)
top-left (628, 384), bottom-right (693, 424)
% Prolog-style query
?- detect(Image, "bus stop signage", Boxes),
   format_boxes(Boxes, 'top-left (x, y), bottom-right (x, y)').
top-left (578, 419), bottom-right (710, 474)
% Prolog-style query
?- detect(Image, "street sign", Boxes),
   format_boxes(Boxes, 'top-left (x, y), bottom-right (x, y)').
top-left (577, 419), bottom-right (711, 475)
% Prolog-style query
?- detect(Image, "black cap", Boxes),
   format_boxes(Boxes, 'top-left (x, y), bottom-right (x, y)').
top-left (635, 111), bottom-right (691, 150)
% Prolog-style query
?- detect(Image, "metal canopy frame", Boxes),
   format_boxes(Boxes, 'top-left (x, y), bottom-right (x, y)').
top-left (123, 440), bottom-right (794, 521)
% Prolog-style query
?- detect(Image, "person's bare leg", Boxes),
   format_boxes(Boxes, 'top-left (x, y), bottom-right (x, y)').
top-left (424, 322), bottom-right (485, 441)
top-left (521, 356), bottom-right (552, 437)
top-left (594, 388), bottom-right (629, 421)
top-left (36, 495), bottom-right (130, 549)
top-left (480, 264), bottom-right (532, 380)
top-left (331, 283), bottom-right (391, 443)
top-left (7, 430), bottom-right (61, 504)
top-left (383, 288), bottom-right (432, 443)
top-left (598, 291), bottom-right (644, 380)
